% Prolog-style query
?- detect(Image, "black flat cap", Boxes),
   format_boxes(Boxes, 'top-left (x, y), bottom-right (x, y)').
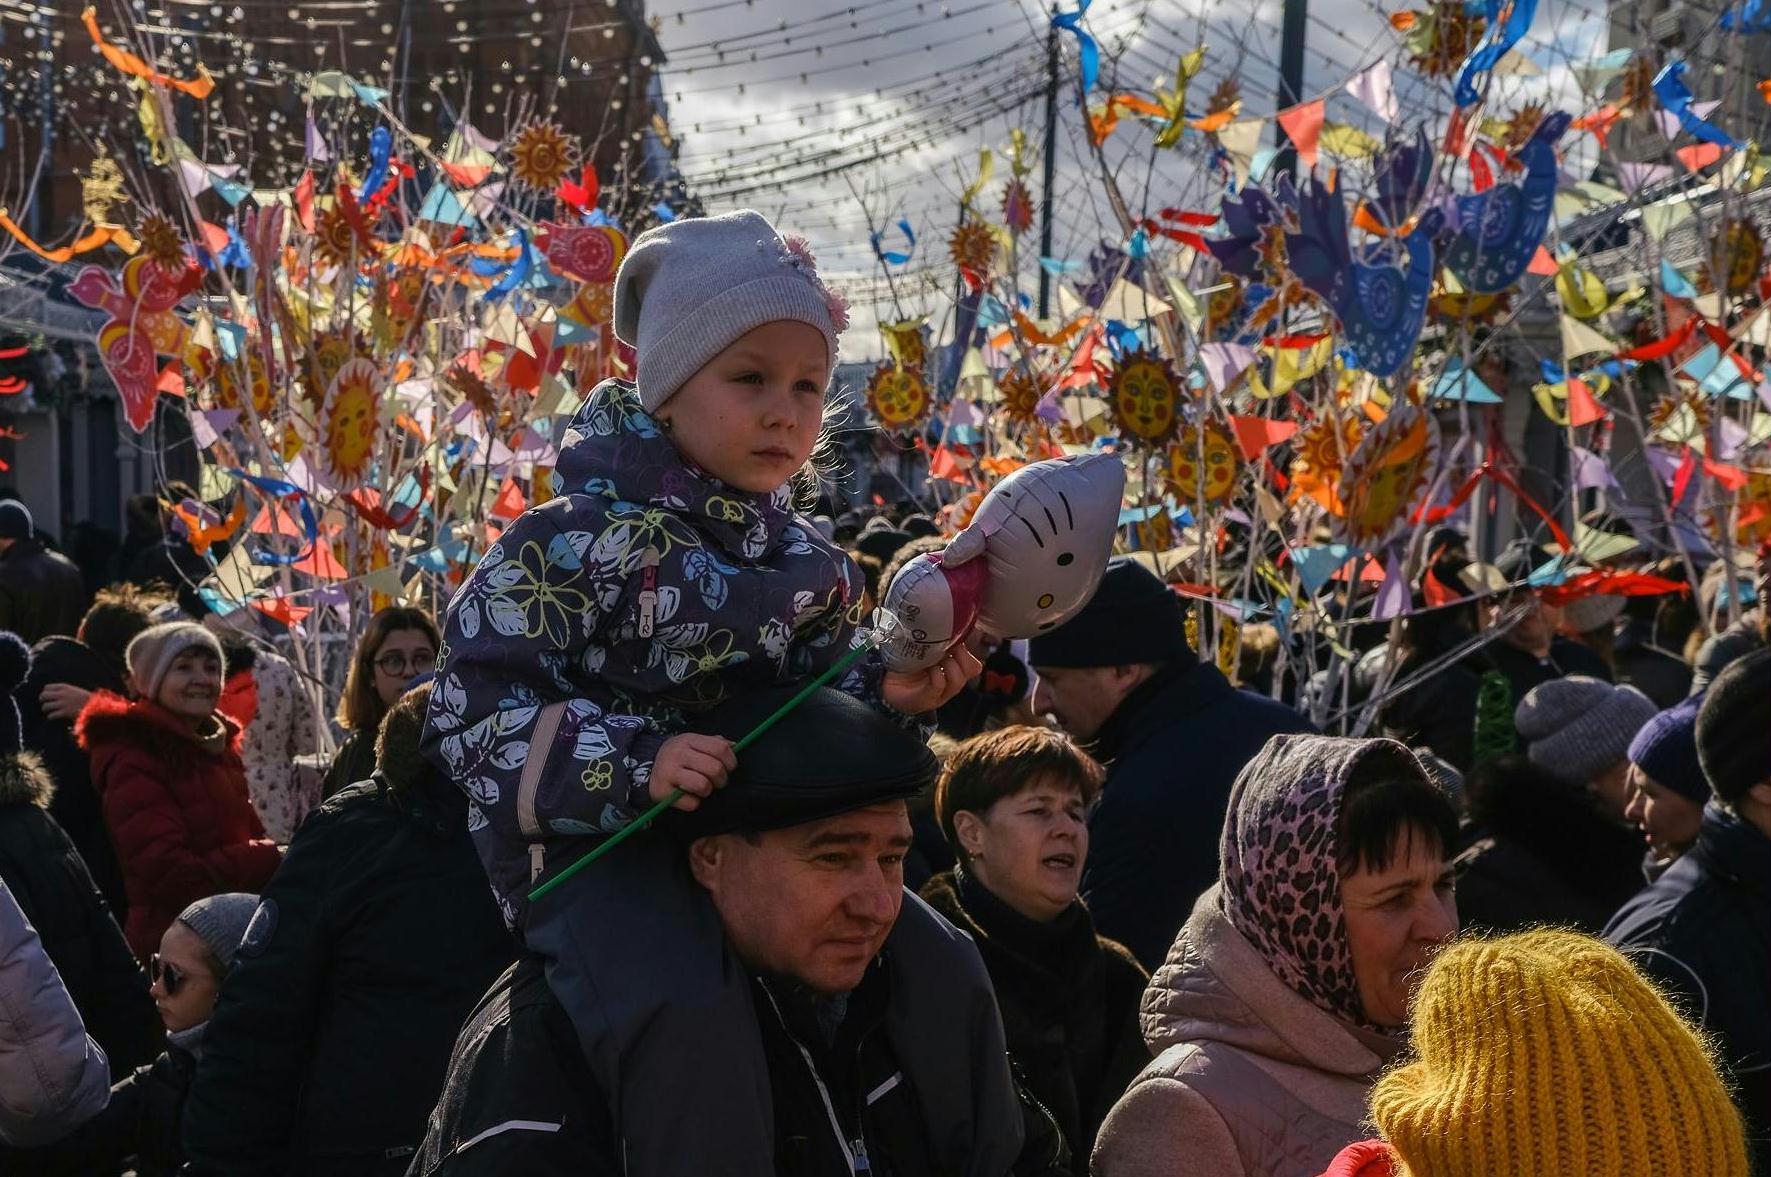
top-left (665, 685), bottom-right (939, 840)
top-left (1027, 556), bottom-right (1194, 669)
top-left (854, 527), bottom-right (912, 565)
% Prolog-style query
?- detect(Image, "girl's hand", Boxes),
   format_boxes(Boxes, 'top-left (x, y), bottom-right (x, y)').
top-left (882, 642), bottom-right (984, 715)
top-left (39, 683), bottom-right (91, 722)
top-left (650, 733), bottom-right (737, 811)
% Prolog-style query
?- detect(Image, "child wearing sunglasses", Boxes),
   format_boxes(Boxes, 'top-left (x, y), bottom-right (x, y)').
top-left (15, 893), bottom-right (258, 1176)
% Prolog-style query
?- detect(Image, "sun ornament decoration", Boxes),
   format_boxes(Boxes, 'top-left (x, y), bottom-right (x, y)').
top-left (997, 366), bottom-right (1043, 425)
top-left (1649, 391), bottom-right (1711, 445)
top-left (509, 121), bottom-right (579, 192)
top-left (138, 213), bottom-right (185, 270)
top-left (314, 357), bottom-right (384, 490)
top-left (1337, 407), bottom-right (1441, 548)
top-left (949, 221), bottom-right (996, 273)
top-left (865, 363), bottom-right (932, 432)
top-left (1108, 349), bottom-right (1184, 446)
top-left (314, 203), bottom-right (359, 269)
top-left (1001, 180), bottom-right (1035, 236)
top-left (1166, 420), bottom-right (1242, 505)
top-left (1291, 411), bottom-right (1366, 512)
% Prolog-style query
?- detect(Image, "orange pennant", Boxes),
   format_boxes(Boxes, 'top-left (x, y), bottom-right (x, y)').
top-left (1571, 105), bottom-right (1621, 148)
top-left (83, 7), bottom-right (215, 99)
top-left (1276, 98), bottom-right (1326, 169)
top-left (1760, 80), bottom-right (1771, 105)
top-left (1676, 143), bottom-right (1726, 172)
top-left (1227, 415), bottom-right (1299, 461)
top-left (1705, 457), bottom-right (1749, 490)
top-left (1567, 378), bottom-right (1606, 426)
top-left (1527, 245), bottom-right (1559, 276)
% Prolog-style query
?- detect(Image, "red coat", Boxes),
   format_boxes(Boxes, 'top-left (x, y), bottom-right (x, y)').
top-left (76, 691), bottom-right (282, 959)
top-left (1318, 1140), bottom-right (1400, 1177)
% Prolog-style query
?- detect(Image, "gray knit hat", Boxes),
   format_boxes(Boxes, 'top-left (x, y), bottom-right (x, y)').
top-left (177, 893), bottom-right (259, 972)
top-left (126, 621), bottom-right (224, 701)
top-left (1514, 676), bottom-right (1657, 786)
top-left (613, 209), bottom-right (848, 413)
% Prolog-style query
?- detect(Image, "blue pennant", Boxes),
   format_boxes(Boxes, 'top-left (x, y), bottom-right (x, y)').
top-left (1050, 0), bottom-right (1098, 100)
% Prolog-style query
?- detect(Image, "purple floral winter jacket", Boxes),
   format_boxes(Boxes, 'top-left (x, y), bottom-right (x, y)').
top-left (422, 380), bottom-right (874, 925)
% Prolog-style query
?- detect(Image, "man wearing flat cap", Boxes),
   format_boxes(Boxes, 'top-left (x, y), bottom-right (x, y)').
top-left (409, 685), bottom-right (1031, 1176)
top-left (1028, 557), bottom-right (1313, 970)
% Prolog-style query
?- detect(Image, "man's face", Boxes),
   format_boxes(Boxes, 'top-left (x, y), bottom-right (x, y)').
top-left (689, 802), bottom-right (911, 995)
top-left (1030, 664), bottom-right (1143, 742)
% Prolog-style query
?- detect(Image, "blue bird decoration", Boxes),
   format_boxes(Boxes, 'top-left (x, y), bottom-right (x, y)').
top-left (1440, 111), bottom-right (1570, 294)
top-left (1285, 177), bottom-right (1442, 379)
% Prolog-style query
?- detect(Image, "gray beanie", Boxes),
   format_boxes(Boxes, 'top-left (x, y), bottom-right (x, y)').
top-left (177, 893), bottom-right (259, 971)
top-left (126, 621), bottom-right (225, 701)
top-left (1514, 676), bottom-right (1657, 786)
top-left (613, 209), bottom-right (846, 413)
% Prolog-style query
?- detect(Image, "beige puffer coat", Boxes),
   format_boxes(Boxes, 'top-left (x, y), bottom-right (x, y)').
top-left (1091, 888), bottom-right (1401, 1177)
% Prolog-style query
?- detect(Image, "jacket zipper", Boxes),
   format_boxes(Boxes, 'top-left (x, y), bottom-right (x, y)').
top-left (759, 986), bottom-right (864, 1174)
top-left (637, 547), bottom-right (660, 638)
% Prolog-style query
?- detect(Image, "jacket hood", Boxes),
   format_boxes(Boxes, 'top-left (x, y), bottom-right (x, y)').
top-left (75, 690), bottom-right (242, 764)
top-left (1141, 887), bottom-right (1400, 1077)
top-left (553, 379), bottom-right (799, 562)
top-left (0, 750), bottom-right (53, 807)
top-left (26, 635), bottom-right (125, 695)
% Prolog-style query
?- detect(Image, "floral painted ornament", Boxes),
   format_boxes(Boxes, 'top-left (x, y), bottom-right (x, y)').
top-left (137, 212), bottom-right (185, 270)
top-left (1336, 407), bottom-right (1441, 548)
top-left (1704, 221), bottom-right (1764, 295)
top-left (314, 356), bottom-right (383, 490)
top-left (1109, 348), bottom-right (1183, 446)
top-left (1166, 419), bottom-right (1242, 504)
top-left (865, 363), bottom-right (931, 432)
top-left (68, 254), bottom-right (204, 433)
top-left (1736, 470), bottom-right (1771, 544)
top-left (539, 223), bottom-right (628, 283)
top-left (509, 121), bottom-right (578, 192)
top-left (215, 348), bottom-right (276, 419)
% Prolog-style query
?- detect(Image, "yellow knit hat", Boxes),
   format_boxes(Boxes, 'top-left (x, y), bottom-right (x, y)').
top-left (1371, 929), bottom-right (1749, 1177)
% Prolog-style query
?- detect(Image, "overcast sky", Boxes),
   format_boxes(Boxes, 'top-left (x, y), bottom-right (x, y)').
top-left (651, 0), bottom-right (1608, 360)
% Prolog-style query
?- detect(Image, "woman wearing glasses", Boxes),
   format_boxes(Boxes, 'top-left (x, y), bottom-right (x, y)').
top-left (12, 893), bottom-right (258, 1176)
top-left (322, 608), bottom-right (440, 802)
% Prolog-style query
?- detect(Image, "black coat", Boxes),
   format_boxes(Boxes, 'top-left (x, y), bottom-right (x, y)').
top-left (8, 1043), bottom-right (196, 1176)
top-left (1453, 756), bottom-right (1647, 936)
top-left (0, 538), bottom-right (87, 645)
top-left (19, 635), bottom-right (130, 917)
top-left (409, 952), bottom-right (1061, 1177)
top-left (1485, 634), bottom-right (1613, 703)
top-left (0, 752), bottom-right (162, 1081)
top-left (1607, 806), bottom-right (1771, 1174)
top-left (1081, 659), bottom-right (1314, 969)
top-left (180, 769), bottom-right (516, 1177)
top-left (921, 869), bottom-right (1147, 1161)
top-left (318, 727), bottom-right (377, 803)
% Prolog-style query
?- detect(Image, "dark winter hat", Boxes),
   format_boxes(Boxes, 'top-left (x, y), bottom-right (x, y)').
top-left (0, 500), bottom-right (31, 541)
top-left (901, 514), bottom-right (941, 539)
top-left (177, 892), bottom-right (260, 972)
top-left (666, 685), bottom-right (938, 840)
top-left (1696, 647), bottom-right (1771, 805)
top-left (0, 631), bottom-right (27, 757)
top-left (854, 527), bottom-right (912, 565)
top-left (1628, 695), bottom-right (1708, 804)
top-left (1514, 676), bottom-right (1657, 787)
top-left (1027, 556), bottom-right (1194, 669)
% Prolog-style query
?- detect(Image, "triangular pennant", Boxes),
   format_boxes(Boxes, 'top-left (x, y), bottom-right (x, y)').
top-left (1276, 98), bottom-right (1326, 169)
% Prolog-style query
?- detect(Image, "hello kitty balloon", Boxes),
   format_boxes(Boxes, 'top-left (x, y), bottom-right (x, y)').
top-left (879, 452), bottom-right (1126, 672)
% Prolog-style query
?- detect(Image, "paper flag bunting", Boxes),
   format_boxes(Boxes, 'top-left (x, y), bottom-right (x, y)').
top-left (1217, 119), bottom-right (1265, 184)
top-left (1640, 197), bottom-right (1694, 242)
top-left (1344, 60), bottom-right (1398, 123)
top-left (1227, 414), bottom-right (1298, 460)
top-left (1292, 544), bottom-right (1360, 595)
top-left (1276, 99), bottom-right (1326, 169)
top-left (1561, 315), bottom-right (1616, 358)
top-left (1617, 161), bottom-right (1673, 195)
top-left (1661, 258), bottom-right (1699, 300)
top-left (1573, 48), bottom-right (1633, 94)
top-left (1320, 124), bottom-right (1382, 159)
top-left (1567, 378), bottom-right (1606, 425)
top-left (1431, 361), bottom-right (1502, 403)
top-left (1199, 342), bottom-right (1258, 392)
top-left (1653, 62), bottom-right (1741, 149)
top-left (1097, 278), bottom-right (1172, 323)
top-left (1570, 446), bottom-right (1620, 492)
top-left (1373, 550), bottom-right (1411, 619)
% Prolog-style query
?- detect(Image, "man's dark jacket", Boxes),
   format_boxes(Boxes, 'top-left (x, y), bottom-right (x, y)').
top-left (181, 768), bottom-right (515, 1177)
top-left (20, 635), bottom-right (130, 916)
top-left (0, 750), bottom-right (161, 1080)
top-left (1080, 658), bottom-right (1314, 969)
top-left (409, 891), bottom-right (1026, 1177)
top-left (0, 538), bottom-right (86, 645)
top-left (1606, 805), bottom-right (1771, 1174)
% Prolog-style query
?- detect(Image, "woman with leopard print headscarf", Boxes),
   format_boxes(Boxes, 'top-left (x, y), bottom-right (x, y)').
top-left (1093, 735), bottom-right (1460, 1177)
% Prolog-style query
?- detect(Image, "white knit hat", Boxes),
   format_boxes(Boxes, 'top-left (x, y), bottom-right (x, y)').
top-left (126, 621), bottom-right (224, 700)
top-left (612, 209), bottom-right (848, 413)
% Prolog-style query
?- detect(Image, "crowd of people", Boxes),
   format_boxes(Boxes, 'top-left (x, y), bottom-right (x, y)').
top-left (0, 209), bottom-right (1765, 1176)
